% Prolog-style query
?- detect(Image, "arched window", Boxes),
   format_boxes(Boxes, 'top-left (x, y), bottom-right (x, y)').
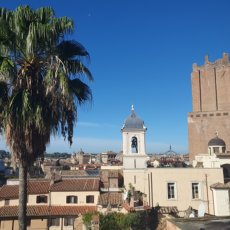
top-left (131, 136), bottom-right (138, 153)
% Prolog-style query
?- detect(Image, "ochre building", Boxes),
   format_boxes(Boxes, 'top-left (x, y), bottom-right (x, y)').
top-left (188, 53), bottom-right (230, 161)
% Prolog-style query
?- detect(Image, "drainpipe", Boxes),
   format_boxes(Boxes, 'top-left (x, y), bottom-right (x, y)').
top-left (205, 174), bottom-right (210, 213)
top-left (48, 189), bottom-right (51, 230)
top-left (61, 217), bottom-right (63, 230)
top-left (151, 172), bottom-right (153, 207)
top-left (211, 188), bottom-right (215, 216)
top-left (12, 219), bottom-right (14, 230)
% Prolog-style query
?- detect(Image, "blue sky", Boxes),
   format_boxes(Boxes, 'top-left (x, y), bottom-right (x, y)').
top-left (1, 0), bottom-right (230, 154)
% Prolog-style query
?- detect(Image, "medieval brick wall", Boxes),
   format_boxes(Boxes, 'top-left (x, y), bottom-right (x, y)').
top-left (188, 53), bottom-right (230, 161)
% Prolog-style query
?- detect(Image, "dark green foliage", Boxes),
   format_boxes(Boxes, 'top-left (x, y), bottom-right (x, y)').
top-left (0, 6), bottom-right (92, 230)
top-left (83, 209), bottom-right (159, 230)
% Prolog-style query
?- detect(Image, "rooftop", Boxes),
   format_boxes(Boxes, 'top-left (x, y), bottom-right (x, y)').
top-left (0, 205), bottom-right (96, 218)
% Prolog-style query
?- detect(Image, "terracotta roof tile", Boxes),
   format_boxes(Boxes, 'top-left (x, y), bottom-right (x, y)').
top-left (0, 178), bottom-right (99, 200)
top-left (28, 181), bottom-right (50, 194)
top-left (50, 178), bottom-right (99, 192)
top-left (98, 192), bottom-right (123, 206)
top-left (61, 170), bottom-right (89, 177)
top-left (159, 206), bottom-right (179, 214)
top-left (0, 185), bottom-right (18, 200)
top-left (0, 205), bottom-right (97, 218)
top-left (0, 181), bottom-right (50, 200)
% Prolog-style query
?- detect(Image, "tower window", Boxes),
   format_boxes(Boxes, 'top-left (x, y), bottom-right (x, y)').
top-left (131, 137), bottom-right (138, 153)
top-left (213, 147), bottom-right (219, 154)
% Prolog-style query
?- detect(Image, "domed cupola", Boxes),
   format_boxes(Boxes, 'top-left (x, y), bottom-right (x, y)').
top-left (208, 136), bottom-right (226, 147)
top-left (208, 132), bottom-right (226, 155)
top-left (122, 105), bottom-right (146, 131)
top-left (121, 105), bottom-right (148, 169)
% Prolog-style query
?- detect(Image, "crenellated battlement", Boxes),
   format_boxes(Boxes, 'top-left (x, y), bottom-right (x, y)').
top-left (193, 53), bottom-right (230, 71)
top-left (189, 53), bottom-right (230, 162)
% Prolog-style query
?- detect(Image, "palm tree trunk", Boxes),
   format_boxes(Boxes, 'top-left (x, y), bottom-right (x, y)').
top-left (19, 162), bottom-right (28, 230)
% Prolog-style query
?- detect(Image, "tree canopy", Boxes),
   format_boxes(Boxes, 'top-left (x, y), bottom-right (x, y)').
top-left (0, 5), bottom-right (93, 165)
top-left (0, 6), bottom-right (93, 230)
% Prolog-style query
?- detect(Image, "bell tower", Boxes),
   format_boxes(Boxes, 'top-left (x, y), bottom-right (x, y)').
top-left (121, 105), bottom-right (148, 169)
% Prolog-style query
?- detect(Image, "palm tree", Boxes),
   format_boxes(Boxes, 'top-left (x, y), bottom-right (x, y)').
top-left (0, 6), bottom-right (93, 230)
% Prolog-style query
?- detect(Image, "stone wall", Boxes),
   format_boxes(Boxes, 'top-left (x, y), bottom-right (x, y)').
top-left (188, 53), bottom-right (230, 160)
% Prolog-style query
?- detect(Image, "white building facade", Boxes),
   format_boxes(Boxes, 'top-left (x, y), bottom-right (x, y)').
top-left (122, 106), bottom-right (227, 216)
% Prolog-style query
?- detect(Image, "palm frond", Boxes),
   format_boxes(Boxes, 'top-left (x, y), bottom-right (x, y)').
top-left (68, 78), bottom-right (92, 104)
top-left (35, 7), bottom-right (54, 23)
top-left (0, 81), bottom-right (8, 102)
top-left (65, 59), bottom-right (93, 81)
top-left (57, 40), bottom-right (90, 60)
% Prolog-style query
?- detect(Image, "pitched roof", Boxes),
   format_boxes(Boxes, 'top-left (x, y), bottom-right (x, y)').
top-left (158, 206), bottom-right (179, 214)
top-left (98, 192), bottom-right (123, 207)
top-left (0, 185), bottom-right (18, 200)
top-left (28, 181), bottom-right (50, 194)
top-left (0, 180), bottom-right (50, 200)
top-left (0, 178), bottom-right (99, 200)
top-left (50, 178), bottom-right (99, 192)
top-left (0, 205), bottom-right (97, 218)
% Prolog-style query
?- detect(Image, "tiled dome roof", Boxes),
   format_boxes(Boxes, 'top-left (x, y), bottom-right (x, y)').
top-left (122, 105), bottom-right (146, 130)
top-left (208, 135), bottom-right (226, 146)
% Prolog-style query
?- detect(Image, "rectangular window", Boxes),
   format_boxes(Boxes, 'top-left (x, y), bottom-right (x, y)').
top-left (4, 199), bottom-right (9, 206)
top-left (27, 219), bottom-right (31, 227)
top-left (134, 175), bottom-right (136, 184)
top-left (49, 218), bottom-right (60, 226)
top-left (64, 217), bottom-right (74, 226)
top-left (167, 183), bottom-right (176, 199)
top-left (213, 147), bottom-right (219, 154)
top-left (36, 195), bottom-right (48, 204)
top-left (86, 195), bottom-right (94, 203)
top-left (192, 183), bottom-right (200, 199)
top-left (66, 196), bottom-right (78, 204)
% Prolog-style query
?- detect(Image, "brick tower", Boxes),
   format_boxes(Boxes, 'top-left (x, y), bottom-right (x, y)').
top-left (188, 53), bottom-right (230, 161)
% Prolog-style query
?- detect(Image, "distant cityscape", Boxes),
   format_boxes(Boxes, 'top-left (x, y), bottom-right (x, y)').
top-left (1, 54), bottom-right (230, 229)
